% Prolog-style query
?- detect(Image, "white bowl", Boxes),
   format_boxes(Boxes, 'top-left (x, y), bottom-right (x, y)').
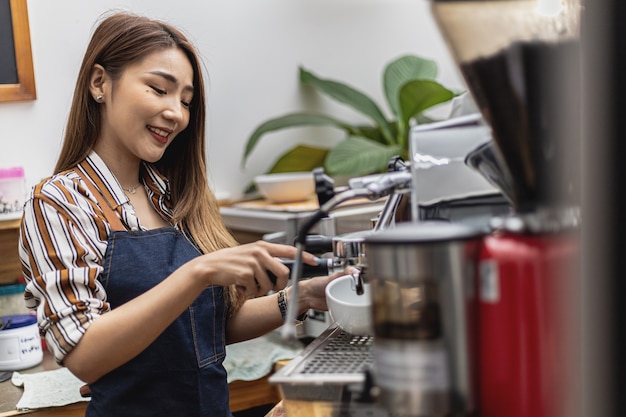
top-left (325, 274), bottom-right (373, 336)
top-left (254, 172), bottom-right (315, 203)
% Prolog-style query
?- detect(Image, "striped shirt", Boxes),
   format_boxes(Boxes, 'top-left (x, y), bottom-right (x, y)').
top-left (19, 151), bottom-right (174, 364)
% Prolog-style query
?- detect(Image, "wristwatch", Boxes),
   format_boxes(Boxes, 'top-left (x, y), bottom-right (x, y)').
top-left (277, 289), bottom-right (308, 324)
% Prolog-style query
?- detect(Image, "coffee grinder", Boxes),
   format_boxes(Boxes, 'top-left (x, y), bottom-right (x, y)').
top-left (429, 1), bottom-right (582, 416)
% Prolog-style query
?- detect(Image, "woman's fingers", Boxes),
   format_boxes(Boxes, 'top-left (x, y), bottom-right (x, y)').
top-left (254, 241), bottom-right (319, 267)
top-left (196, 240), bottom-right (321, 296)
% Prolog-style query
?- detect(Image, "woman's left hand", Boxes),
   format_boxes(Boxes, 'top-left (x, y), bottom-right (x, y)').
top-left (297, 267), bottom-right (358, 312)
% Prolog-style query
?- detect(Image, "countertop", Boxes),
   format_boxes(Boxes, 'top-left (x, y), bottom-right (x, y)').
top-left (0, 351), bottom-right (87, 417)
top-left (0, 351), bottom-right (283, 416)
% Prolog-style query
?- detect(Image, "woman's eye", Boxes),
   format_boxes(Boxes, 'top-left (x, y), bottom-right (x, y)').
top-left (151, 86), bottom-right (166, 95)
top-left (181, 100), bottom-right (191, 109)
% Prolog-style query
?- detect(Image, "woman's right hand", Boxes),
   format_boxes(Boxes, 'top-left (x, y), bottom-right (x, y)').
top-left (190, 240), bottom-right (318, 298)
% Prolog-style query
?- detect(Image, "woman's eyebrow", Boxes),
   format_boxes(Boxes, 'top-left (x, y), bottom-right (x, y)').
top-left (148, 70), bottom-right (194, 92)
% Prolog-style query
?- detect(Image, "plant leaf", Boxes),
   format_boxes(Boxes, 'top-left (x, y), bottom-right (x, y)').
top-left (242, 112), bottom-right (357, 165)
top-left (299, 67), bottom-right (396, 145)
top-left (384, 55), bottom-right (438, 120)
top-left (268, 145), bottom-right (329, 173)
top-left (325, 136), bottom-right (402, 176)
top-left (398, 80), bottom-right (456, 149)
top-left (352, 123), bottom-right (398, 145)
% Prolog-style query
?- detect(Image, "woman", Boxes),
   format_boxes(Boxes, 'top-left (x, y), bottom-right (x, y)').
top-left (19, 12), bottom-right (341, 417)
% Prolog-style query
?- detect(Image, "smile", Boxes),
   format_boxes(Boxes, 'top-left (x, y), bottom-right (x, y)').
top-left (147, 125), bottom-right (171, 143)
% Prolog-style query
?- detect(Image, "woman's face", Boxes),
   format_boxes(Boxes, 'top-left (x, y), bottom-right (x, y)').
top-left (96, 47), bottom-right (194, 165)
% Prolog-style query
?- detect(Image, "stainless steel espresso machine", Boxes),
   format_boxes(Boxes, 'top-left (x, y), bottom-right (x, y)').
top-left (271, 158), bottom-right (491, 417)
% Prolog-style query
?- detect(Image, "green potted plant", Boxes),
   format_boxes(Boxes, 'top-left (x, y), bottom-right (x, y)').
top-left (241, 54), bottom-right (460, 178)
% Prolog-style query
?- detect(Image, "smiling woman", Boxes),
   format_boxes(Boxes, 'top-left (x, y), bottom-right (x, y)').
top-left (17, 11), bottom-right (342, 417)
top-left (0, 0), bottom-right (36, 102)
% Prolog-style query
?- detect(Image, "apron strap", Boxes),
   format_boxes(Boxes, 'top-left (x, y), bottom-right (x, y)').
top-left (75, 168), bottom-right (126, 232)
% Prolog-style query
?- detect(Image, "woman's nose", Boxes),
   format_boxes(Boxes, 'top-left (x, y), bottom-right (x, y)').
top-left (163, 100), bottom-right (186, 124)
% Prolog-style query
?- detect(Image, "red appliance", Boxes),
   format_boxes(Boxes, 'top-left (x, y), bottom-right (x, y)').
top-left (477, 226), bottom-right (580, 417)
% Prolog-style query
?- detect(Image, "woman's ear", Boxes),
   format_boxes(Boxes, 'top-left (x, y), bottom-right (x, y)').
top-left (89, 64), bottom-right (107, 101)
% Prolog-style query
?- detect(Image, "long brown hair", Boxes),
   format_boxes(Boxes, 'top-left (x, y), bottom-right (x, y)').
top-left (56, 12), bottom-right (242, 312)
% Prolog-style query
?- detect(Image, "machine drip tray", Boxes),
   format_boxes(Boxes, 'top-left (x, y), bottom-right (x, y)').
top-left (271, 324), bottom-right (372, 386)
top-left (270, 324), bottom-right (389, 416)
top-left (299, 329), bottom-right (372, 376)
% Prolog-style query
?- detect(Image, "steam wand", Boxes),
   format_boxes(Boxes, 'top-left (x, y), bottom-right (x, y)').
top-left (280, 170), bottom-right (412, 341)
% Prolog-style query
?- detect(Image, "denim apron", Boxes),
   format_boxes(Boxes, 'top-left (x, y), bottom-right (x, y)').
top-left (78, 171), bottom-right (232, 417)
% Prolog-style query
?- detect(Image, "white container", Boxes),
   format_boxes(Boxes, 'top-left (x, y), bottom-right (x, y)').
top-left (0, 314), bottom-right (43, 371)
top-left (0, 166), bottom-right (26, 220)
top-left (325, 274), bottom-right (373, 336)
top-left (254, 172), bottom-right (315, 203)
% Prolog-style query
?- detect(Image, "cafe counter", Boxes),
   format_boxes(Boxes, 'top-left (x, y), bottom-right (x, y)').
top-left (0, 350), bottom-right (285, 416)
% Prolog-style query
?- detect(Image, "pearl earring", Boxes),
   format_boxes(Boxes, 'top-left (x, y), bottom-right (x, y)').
top-left (96, 95), bottom-right (103, 102)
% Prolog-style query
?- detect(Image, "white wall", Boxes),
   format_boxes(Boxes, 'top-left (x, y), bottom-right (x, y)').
top-left (0, 0), bottom-right (465, 201)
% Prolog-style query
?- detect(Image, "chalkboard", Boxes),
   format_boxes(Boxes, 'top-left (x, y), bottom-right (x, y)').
top-left (0, 0), bottom-right (36, 102)
top-left (0, 0), bottom-right (19, 85)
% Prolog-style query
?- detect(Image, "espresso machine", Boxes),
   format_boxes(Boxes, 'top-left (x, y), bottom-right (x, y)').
top-left (271, 159), bottom-right (485, 417)
top-left (430, 1), bottom-right (583, 417)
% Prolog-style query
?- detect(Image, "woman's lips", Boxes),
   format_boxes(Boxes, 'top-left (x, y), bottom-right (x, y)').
top-left (147, 125), bottom-right (171, 144)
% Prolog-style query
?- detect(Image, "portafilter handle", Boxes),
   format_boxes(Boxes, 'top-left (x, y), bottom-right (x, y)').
top-left (301, 234), bottom-right (334, 255)
top-left (267, 258), bottom-right (333, 285)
